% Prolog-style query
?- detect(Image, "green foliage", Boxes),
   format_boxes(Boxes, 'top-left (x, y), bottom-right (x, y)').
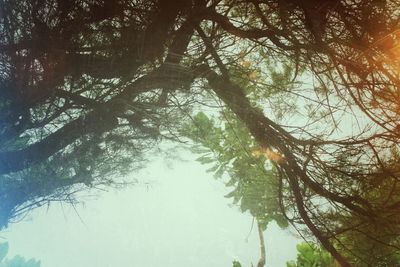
top-left (227, 49), bottom-right (302, 116)
top-left (232, 260), bottom-right (242, 267)
top-left (1, 256), bottom-right (41, 267)
top-left (286, 243), bottom-right (334, 267)
top-left (0, 243), bottom-right (40, 267)
top-left (332, 161), bottom-right (400, 266)
top-left (181, 111), bottom-right (288, 230)
top-left (2, 2), bottom-right (399, 265)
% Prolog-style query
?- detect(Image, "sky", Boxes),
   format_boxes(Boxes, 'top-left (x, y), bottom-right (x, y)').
top-left (0, 148), bottom-right (300, 267)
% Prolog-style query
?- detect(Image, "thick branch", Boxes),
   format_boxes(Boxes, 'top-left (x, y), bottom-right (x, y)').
top-left (201, 67), bottom-right (360, 266)
top-left (203, 9), bottom-right (293, 50)
top-left (0, 111), bottom-right (118, 175)
top-left (284, 166), bottom-right (351, 267)
top-left (202, 67), bottom-right (373, 217)
top-left (0, 64), bottom-right (196, 175)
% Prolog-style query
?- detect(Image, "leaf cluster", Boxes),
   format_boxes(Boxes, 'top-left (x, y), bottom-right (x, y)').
top-left (286, 243), bottom-right (335, 267)
top-left (181, 111), bottom-right (288, 230)
top-left (0, 243), bottom-right (40, 267)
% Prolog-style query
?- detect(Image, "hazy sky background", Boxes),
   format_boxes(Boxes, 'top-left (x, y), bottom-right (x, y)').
top-left (1, 148), bottom-right (300, 267)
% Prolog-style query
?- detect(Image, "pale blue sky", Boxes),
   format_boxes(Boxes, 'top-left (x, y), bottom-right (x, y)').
top-left (1, 149), bottom-right (300, 267)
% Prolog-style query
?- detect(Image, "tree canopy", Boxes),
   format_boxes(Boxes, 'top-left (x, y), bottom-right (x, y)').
top-left (286, 242), bottom-right (335, 267)
top-left (1, 0), bottom-right (400, 265)
top-left (0, 242), bottom-right (41, 267)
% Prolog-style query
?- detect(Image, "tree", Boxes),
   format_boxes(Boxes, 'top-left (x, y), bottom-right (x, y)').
top-left (286, 242), bottom-right (335, 267)
top-left (0, 0), bottom-right (194, 227)
top-left (0, 242), bottom-right (41, 267)
top-left (181, 110), bottom-right (288, 267)
top-left (1, 1), bottom-right (400, 265)
top-left (181, 111), bottom-right (288, 229)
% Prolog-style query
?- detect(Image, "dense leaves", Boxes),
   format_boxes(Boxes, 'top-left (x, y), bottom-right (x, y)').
top-left (286, 243), bottom-right (335, 267)
top-left (181, 111), bottom-right (288, 230)
top-left (0, 243), bottom-right (40, 267)
top-left (1, 0), bottom-right (400, 265)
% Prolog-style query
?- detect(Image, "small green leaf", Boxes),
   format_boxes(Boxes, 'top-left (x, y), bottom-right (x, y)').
top-left (213, 165), bottom-right (225, 179)
top-left (232, 260), bottom-right (242, 267)
top-left (196, 155), bottom-right (214, 164)
top-left (225, 189), bottom-right (237, 199)
top-left (206, 164), bottom-right (219, 173)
